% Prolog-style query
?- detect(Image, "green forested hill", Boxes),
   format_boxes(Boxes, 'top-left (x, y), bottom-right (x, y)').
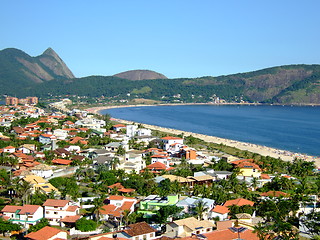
top-left (1, 47), bottom-right (320, 104)
top-left (12, 64), bottom-right (320, 104)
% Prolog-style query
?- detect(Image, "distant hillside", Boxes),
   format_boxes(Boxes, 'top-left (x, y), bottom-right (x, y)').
top-left (113, 70), bottom-right (167, 80)
top-left (0, 47), bottom-right (74, 93)
top-left (1, 47), bottom-right (320, 104)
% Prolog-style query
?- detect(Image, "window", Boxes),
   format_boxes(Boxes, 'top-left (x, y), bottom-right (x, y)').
top-left (54, 212), bottom-right (58, 214)
top-left (46, 211), bottom-right (49, 214)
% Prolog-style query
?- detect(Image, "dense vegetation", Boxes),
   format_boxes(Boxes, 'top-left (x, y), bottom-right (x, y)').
top-left (1, 47), bottom-right (320, 104)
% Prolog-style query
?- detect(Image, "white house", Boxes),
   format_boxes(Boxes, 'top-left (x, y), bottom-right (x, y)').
top-left (126, 125), bottom-right (138, 138)
top-left (118, 151), bottom-right (146, 173)
top-left (2, 146), bottom-right (16, 153)
top-left (30, 164), bottom-right (53, 178)
top-left (151, 154), bottom-right (171, 168)
top-left (39, 134), bottom-right (57, 145)
top-left (161, 136), bottom-right (184, 152)
top-left (1, 205), bottom-right (43, 229)
top-left (43, 199), bottom-right (80, 227)
top-left (100, 195), bottom-right (137, 221)
top-left (64, 145), bottom-right (81, 153)
top-left (53, 129), bottom-right (68, 140)
top-left (209, 205), bottom-right (230, 221)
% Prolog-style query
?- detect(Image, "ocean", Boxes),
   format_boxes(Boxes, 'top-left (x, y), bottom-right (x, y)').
top-left (101, 105), bottom-right (320, 157)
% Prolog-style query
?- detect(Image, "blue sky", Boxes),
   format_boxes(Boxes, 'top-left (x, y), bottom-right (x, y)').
top-left (1, 0), bottom-right (320, 78)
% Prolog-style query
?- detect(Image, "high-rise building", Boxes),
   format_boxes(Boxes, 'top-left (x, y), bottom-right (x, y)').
top-left (5, 97), bottom-right (19, 106)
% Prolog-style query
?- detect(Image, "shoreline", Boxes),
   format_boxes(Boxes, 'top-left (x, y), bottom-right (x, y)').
top-left (85, 104), bottom-right (320, 168)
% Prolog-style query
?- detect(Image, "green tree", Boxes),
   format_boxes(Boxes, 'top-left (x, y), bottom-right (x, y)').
top-left (28, 218), bottom-right (49, 232)
top-left (75, 217), bottom-right (97, 231)
top-left (194, 200), bottom-right (208, 220)
top-left (0, 218), bottom-right (21, 235)
top-left (301, 210), bottom-right (320, 237)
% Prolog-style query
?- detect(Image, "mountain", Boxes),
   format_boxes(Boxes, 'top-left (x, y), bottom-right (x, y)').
top-left (1, 47), bottom-right (320, 104)
top-left (113, 70), bottom-right (167, 80)
top-left (0, 47), bottom-right (74, 93)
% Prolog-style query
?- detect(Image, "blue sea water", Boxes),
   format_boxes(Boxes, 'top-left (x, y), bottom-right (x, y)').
top-left (101, 105), bottom-right (320, 157)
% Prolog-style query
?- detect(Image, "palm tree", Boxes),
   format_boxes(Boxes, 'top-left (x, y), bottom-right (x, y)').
top-left (121, 209), bottom-right (131, 226)
top-left (92, 195), bottom-right (105, 222)
top-left (110, 157), bottom-right (120, 170)
top-left (194, 200), bottom-right (208, 220)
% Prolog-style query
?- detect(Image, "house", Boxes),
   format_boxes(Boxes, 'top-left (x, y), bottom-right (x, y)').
top-left (54, 148), bottom-right (72, 158)
top-left (155, 174), bottom-right (195, 188)
top-left (161, 136), bottom-right (184, 151)
top-left (25, 226), bottom-right (68, 240)
top-left (188, 175), bottom-right (214, 187)
top-left (1, 204), bottom-right (43, 229)
top-left (113, 124), bottom-right (126, 132)
top-left (3, 146), bottom-right (16, 153)
top-left (139, 195), bottom-right (179, 217)
top-left (150, 154), bottom-right (171, 168)
top-left (100, 195), bottom-right (137, 222)
top-left (43, 199), bottom-right (80, 226)
top-left (30, 164), bottom-right (53, 178)
top-left (107, 183), bottom-right (135, 194)
top-left (18, 144), bottom-right (36, 154)
top-left (105, 142), bottom-right (123, 152)
top-left (52, 159), bottom-right (72, 165)
top-left (231, 159), bottom-right (261, 179)
top-left (209, 205), bottom-right (230, 221)
top-left (176, 197), bottom-right (215, 219)
top-left (144, 162), bottom-right (174, 174)
top-left (39, 134), bottom-right (57, 145)
top-left (224, 198), bottom-right (255, 207)
top-left (23, 175), bottom-right (59, 195)
top-left (116, 222), bottom-right (156, 240)
top-left (53, 129), bottom-right (68, 140)
top-left (260, 191), bottom-right (289, 200)
top-left (165, 217), bottom-right (214, 238)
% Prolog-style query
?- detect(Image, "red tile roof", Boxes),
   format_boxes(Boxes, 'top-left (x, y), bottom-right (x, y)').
top-left (146, 162), bottom-right (167, 170)
top-left (161, 136), bottom-right (183, 140)
top-left (1, 205), bottom-right (41, 215)
top-left (43, 199), bottom-right (69, 207)
top-left (211, 205), bottom-right (230, 214)
top-left (108, 183), bottom-right (124, 189)
top-left (230, 159), bottom-right (254, 165)
top-left (113, 124), bottom-right (126, 128)
top-left (100, 205), bottom-right (117, 215)
top-left (52, 159), bottom-right (72, 165)
top-left (122, 222), bottom-right (155, 237)
top-left (108, 195), bottom-right (125, 200)
top-left (260, 173), bottom-right (271, 179)
top-left (66, 206), bottom-right (79, 212)
top-left (260, 191), bottom-right (288, 197)
top-left (224, 198), bottom-right (255, 207)
top-left (60, 215), bottom-right (81, 223)
top-left (203, 228), bottom-right (259, 240)
top-left (25, 226), bottom-right (67, 240)
top-left (237, 161), bottom-right (261, 170)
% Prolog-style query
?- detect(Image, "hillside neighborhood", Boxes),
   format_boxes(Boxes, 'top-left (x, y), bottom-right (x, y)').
top-left (0, 97), bottom-right (319, 240)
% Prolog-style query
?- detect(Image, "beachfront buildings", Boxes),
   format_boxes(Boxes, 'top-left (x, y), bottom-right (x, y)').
top-left (161, 136), bottom-right (184, 152)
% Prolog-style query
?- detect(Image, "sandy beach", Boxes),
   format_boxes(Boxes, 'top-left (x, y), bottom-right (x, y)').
top-left (86, 105), bottom-right (320, 168)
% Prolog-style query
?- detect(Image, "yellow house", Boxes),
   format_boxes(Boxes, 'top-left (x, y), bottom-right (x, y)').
top-left (237, 161), bottom-right (261, 178)
top-left (23, 175), bottom-right (60, 195)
